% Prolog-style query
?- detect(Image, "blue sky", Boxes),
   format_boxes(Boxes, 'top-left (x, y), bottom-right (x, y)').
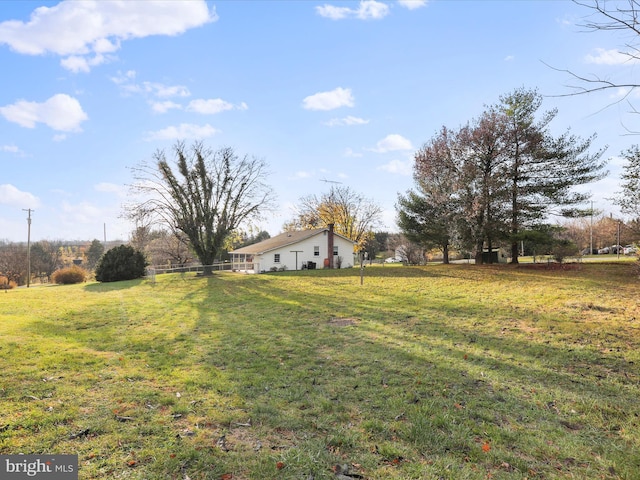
top-left (0, 0), bottom-right (636, 242)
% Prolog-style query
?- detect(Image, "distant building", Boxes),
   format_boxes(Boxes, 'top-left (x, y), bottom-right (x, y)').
top-left (230, 224), bottom-right (356, 273)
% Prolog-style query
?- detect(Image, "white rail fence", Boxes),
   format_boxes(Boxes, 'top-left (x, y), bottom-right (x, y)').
top-left (146, 262), bottom-right (258, 276)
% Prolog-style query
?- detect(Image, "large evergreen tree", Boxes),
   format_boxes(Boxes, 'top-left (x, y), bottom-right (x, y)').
top-left (614, 145), bottom-right (640, 218)
top-left (499, 88), bottom-right (607, 263)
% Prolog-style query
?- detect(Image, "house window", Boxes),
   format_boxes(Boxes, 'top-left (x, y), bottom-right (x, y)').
top-left (333, 245), bottom-right (338, 256)
top-left (314, 246), bottom-right (320, 256)
top-left (274, 253), bottom-right (280, 263)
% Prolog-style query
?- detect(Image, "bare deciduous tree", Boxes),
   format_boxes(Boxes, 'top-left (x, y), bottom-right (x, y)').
top-left (126, 142), bottom-right (276, 275)
top-left (287, 185), bottom-right (382, 248)
top-left (31, 240), bottom-right (63, 281)
top-left (552, 1), bottom-right (640, 130)
top-left (0, 242), bottom-right (27, 285)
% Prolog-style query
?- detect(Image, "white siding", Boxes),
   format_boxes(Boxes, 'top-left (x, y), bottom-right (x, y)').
top-left (257, 231), bottom-right (355, 272)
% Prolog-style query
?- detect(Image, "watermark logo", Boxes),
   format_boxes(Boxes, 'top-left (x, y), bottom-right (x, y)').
top-left (1, 455), bottom-right (77, 479)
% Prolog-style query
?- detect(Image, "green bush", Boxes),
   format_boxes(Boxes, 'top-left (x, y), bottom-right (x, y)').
top-left (552, 239), bottom-right (579, 263)
top-left (95, 245), bottom-right (147, 282)
top-left (51, 265), bottom-right (87, 285)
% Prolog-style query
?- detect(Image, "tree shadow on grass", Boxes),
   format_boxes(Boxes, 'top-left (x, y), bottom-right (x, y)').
top-left (187, 271), bottom-right (640, 478)
top-left (16, 268), bottom-right (640, 479)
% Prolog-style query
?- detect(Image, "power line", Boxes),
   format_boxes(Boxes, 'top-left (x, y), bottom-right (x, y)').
top-left (320, 178), bottom-right (342, 184)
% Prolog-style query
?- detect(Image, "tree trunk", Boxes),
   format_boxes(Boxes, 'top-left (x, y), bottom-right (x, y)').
top-left (202, 264), bottom-right (213, 276)
top-left (510, 242), bottom-right (519, 264)
top-left (475, 240), bottom-right (484, 264)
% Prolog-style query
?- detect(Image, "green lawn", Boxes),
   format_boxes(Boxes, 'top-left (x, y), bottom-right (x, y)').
top-left (1, 263), bottom-right (639, 479)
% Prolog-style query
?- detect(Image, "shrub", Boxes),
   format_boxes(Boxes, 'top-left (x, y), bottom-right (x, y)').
top-left (95, 245), bottom-right (148, 282)
top-left (552, 240), bottom-right (579, 264)
top-left (0, 276), bottom-right (17, 290)
top-left (52, 265), bottom-right (87, 285)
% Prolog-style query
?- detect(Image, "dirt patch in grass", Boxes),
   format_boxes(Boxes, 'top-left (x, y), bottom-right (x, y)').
top-left (328, 317), bottom-right (358, 327)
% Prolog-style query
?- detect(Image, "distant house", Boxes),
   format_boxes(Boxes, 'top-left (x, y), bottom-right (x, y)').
top-left (230, 224), bottom-right (356, 273)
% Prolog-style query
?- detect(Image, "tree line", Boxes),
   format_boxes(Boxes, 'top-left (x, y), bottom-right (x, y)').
top-left (0, 239), bottom-right (105, 286)
top-left (397, 88), bottom-right (607, 264)
top-left (4, 84), bottom-right (640, 281)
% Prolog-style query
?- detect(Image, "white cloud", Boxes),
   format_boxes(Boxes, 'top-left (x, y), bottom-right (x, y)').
top-left (397, 0), bottom-right (428, 10)
top-left (95, 182), bottom-right (126, 197)
top-left (111, 70), bottom-right (137, 84)
top-left (290, 171), bottom-right (313, 180)
top-left (150, 100), bottom-right (182, 114)
top-left (114, 73), bottom-right (248, 116)
top-left (61, 52), bottom-right (113, 73)
top-left (61, 200), bottom-right (102, 224)
top-left (504, 55), bottom-right (515, 62)
top-left (357, 1), bottom-right (390, 19)
top-left (1, 145), bottom-right (21, 154)
top-left (143, 82), bottom-right (191, 98)
top-left (585, 48), bottom-right (638, 65)
top-left (0, 1), bottom-right (216, 72)
top-left (343, 147), bottom-right (363, 158)
top-left (370, 134), bottom-right (413, 153)
top-left (316, 1), bottom-right (390, 20)
top-left (377, 159), bottom-right (412, 175)
top-left (303, 87), bottom-right (354, 111)
top-left (315, 5), bottom-right (352, 20)
top-left (324, 115), bottom-right (369, 127)
top-left (0, 184), bottom-right (40, 208)
top-left (186, 98), bottom-right (248, 114)
top-left (0, 94), bottom-right (88, 132)
top-left (144, 123), bottom-right (220, 141)
top-left (606, 86), bottom-right (640, 101)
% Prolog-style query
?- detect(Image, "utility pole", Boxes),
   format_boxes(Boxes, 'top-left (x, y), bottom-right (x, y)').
top-left (359, 250), bottom-right (367, 285)
top-left (589, 200), bottom-right (593, 256)
top-left (23, 208), bottom-right (33, 288)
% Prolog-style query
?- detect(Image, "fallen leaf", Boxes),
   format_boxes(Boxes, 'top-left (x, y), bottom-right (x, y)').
top-left (482, 443), bottom-right (491, 453)
top-left (501, 461), bottom-right (513, 471)
top-left (220, 474), bottom-right (232, 480)
top-left (276, 461), bottom-right (285, 470)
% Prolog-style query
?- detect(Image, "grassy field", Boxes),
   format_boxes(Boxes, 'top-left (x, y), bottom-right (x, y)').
top-left (1, 262), bottom-right (639, 479)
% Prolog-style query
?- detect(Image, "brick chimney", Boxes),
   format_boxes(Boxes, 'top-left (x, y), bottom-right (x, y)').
top-left (327, 223), bottom-right (334, 269)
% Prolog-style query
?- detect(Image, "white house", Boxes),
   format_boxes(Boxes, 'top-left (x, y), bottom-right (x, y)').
top-left (230, 225), bottom-right (356, 273)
